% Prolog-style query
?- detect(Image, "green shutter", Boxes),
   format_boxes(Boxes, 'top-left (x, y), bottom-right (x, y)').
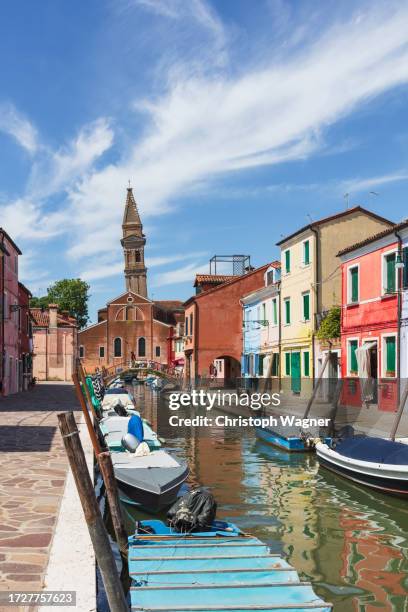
top-left (385, 254), bottom-right (396, 293)
top-left (385, 337), bottom-right (396, 375)
top-left (403, 247), bottom-right (408, 289)
top-left (272, 354), bottom-right (278, 376)
top-left (285, 250), bottom-right (290, 273)
top-left (351, 267), bottom-right (359, 303)
top-left (285, 352), bottom-right (291, 375)
top-left (303, 351), bottom-right (310, 377)
top-left (303, 293), bottom-right (310, 321)
top-left (273, 299), bottom-right (277, 324)
top-left (304, 241), bottom-right (310, 265)
top-left (285, 299), bottom-right (291, 324)
top-left (259, 355), bottom-right (264, 376)
top-left (349, 340), bottom-right (358, 373)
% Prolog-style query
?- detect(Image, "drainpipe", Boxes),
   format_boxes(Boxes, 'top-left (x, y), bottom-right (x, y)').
top-left (278, 281), bottom-right (282, 391)
top-left (311, 226), bottom-right (319, 384)
top-left (395, 229), bottom-right (403, 406)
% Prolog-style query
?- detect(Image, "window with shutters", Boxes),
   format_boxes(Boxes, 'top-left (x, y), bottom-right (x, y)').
top-left (259, 354), bottom-right (264, 376)
top-left (272, 298), bottom-right (278, 325)
top-left (383, 252), bottom-right (396, 294)
top-left (303, 292), bottom-right (310, 321)
top-left (284, 298), bottom-right (291, 325)
top-left (284, 249), bottom-right (291, 273)
top-left (272, 353), bottom-right (279, 376)
top-left (303, 240), bottom-right (310, 265)
top-left (303, 351), bottom-right (310, 377)
top-left (285, 352), bottom-right (291, 376)
top-left (348, 266), bottom-right (359, 303)
top-left (383, 335), bottom-right (396, 377)
top-left (348, 339), bottom-right (358, 374)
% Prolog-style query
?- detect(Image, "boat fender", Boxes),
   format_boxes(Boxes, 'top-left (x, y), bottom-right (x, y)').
top-left (121, 433), bottom-right (139, 453)
top-left (134, 441), bottom-right (150, 457)
top-left (128, 414), bottom-right (144, 442)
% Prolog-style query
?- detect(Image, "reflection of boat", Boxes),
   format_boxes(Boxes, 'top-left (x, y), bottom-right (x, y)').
top-left (128, 519), bottom-right (332, 611)
top-left (254, 439), bottom-right (314, 468)
top-left (316, 437), bottom-right (408, 497)
top-left (112, 451), bottom-right (189, 512)
top-left (255, 425), bottom-right (331, 452)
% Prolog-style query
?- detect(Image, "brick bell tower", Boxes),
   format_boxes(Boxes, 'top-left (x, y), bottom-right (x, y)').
top-left (121, 187), bottom-right (148, 297)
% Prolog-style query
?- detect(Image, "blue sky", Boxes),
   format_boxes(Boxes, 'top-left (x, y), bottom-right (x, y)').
top-left (2, 0), bottom-right (408, 322)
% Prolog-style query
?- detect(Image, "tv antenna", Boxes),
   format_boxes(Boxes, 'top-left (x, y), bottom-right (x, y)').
top-left (344, 193), bottom-right (350, 209)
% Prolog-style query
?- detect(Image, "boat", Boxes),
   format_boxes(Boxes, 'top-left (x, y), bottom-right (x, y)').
top-left (256, 423), bottom-right (331, 453)
top-left (99, 413), bottom-right (161, 451)
top-left (316, 436), bottom-right (408, 497)
top-left (112, 451), bottom-right (189, 512)
top-left (128, 519), bottom-right (332, 611)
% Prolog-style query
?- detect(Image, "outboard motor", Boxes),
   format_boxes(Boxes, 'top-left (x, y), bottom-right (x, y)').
top-left (167, 488), bottom-right (217, 533)
top-left (121, 433), bottom-right (139, 453)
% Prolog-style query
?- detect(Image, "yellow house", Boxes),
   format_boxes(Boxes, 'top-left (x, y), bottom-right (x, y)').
top-left (277, 206), bottom-right (393, 395)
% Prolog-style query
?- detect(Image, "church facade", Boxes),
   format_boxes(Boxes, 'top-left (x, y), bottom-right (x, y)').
top-left (78, 188), bottom-right (184, 372)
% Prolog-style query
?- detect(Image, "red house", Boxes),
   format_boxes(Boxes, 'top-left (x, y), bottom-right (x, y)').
top-left (18, 282), bottom-right (33, 390)
top-left (338, 229), bottom-right (400, 411)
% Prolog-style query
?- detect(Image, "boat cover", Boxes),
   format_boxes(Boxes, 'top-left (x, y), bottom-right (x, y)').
top-left (105, 387), bottom-right (129, 395)
top-left (334, 437), bottom-right (408, 465)
top-left (112, 451), bottom-right (188, 495)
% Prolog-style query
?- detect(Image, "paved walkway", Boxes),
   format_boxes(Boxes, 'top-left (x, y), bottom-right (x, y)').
top-left (0, 383), bottom-right (81, 604)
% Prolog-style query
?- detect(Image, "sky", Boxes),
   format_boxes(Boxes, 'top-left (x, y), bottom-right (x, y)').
top-left (2, 0), bottom-right (408, 322)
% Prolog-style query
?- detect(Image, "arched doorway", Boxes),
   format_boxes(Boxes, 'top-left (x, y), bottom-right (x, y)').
top-left (211, 355), bottom-right (241, 387)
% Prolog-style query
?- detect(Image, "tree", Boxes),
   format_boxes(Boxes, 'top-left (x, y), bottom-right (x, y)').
top-left (316, 306), bottom-right (340, 341)
top-left (30, 278), bottom-right (90, 329)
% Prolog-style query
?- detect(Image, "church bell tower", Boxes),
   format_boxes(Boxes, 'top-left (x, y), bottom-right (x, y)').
top-left (121, 187), bottom-right (148, 297)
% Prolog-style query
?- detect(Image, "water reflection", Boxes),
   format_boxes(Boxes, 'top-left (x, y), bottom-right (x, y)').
top-left (124, 386), bottom-right (408, 611)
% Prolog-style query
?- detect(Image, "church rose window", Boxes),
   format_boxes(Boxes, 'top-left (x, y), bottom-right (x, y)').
top-left (138, 337), bottom-right (146, 357)
top-left (114, 337), bottom-right (122, 357)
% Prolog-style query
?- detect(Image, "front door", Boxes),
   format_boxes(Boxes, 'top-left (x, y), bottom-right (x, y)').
top-left (291, 352), bottom-right (301, 393)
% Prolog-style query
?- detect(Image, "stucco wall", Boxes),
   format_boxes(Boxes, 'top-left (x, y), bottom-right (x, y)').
top-left (33, 327), bottom-right (76, 381)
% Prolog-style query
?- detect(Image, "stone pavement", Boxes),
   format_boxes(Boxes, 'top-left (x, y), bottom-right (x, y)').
top-left (0, 383), bottom-right (80, 606)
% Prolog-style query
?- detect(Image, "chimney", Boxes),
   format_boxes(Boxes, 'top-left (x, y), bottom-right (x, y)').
top-left (48, 304), bottom-right (58, 329)
top-left (61, 310), bottom-right (69, 319)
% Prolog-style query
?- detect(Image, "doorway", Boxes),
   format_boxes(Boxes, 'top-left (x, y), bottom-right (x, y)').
top-left (291, 352), bottom-right (301, 393)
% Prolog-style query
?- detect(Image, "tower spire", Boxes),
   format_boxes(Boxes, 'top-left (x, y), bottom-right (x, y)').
top-left (121, 187), bottom-right (148, 297)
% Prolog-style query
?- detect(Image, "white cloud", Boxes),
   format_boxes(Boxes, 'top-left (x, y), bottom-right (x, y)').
top-left (0, 199), bottom-right (65, 241)
top-left (343, 171), bottom-right (408, 193)
top-left (0, 103), bottom-right (38, 153)
top-left (61, 3), bottom-right (408, 262)
top-left (151, 261), bottom-right (208, 286)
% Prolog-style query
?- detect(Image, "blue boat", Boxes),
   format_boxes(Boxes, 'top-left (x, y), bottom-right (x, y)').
top-left (256, 426), bottom-right (331, 453)
top-left (128, 519), bottom-right (332, 611)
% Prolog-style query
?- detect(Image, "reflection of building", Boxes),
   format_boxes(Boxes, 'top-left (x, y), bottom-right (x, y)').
top-left (78, 188), bottom-right (184, 371)
top-left (241, 263), bottom-right (280, 380)
top-left (184, 264), bottom-right (270, 382)
top-left (277, 207), bottom-right (393, 397)
top-left (31, 305), bottom-right (78, 382)
top-left (338, 224), bottom-right (406, 411)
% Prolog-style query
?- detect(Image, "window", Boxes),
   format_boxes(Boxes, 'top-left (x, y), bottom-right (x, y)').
top-left (303, 351), bottom-right (310, 377)
top-left (303, 240), bottom-right (310, 265)
top-left (99, 346), bottom-right (105, 358)
top-left (261, 303), bottom-right (266, 323)
top-left (79, 345), bottom-right (85, 358)
top-left (384, 252), bottom-right (396, 293)
top-left (138, 337), bottom-right (146, 357)
top-left (190, 313), bottom-right (193, 335)
top-left (259, 355), bottom-right (264, 376)
top-left (303, 292), bottom-right (310, 321)
top-left (348, 339), bottom-right (358, 374)
top-left (114, 337), bottom-right (122, 357)
top-left (3, 292), bottom-right (8, 319)
top-left (135, 250), bottom-right (141, 262)
top-left (384, 336), bottom-right (396, 377)
top-left (284, 298), bottom-right (291, 325)
top-left (185, 316), bottom-right (189, 336)
top-left (155, 346), bottom-right (161, 358)
top-left (272, 353), bottom-right (279, 377)
top-left (272, 298), bottom-right (278, 325)
top-left (348, 266), bottom-right (359, 303)
top-left (285, 352), bottom-right (291, 376)
top-left (284, 249), bottom-right (291, 273)
top-left (266, 269), bottom-right (274, 285)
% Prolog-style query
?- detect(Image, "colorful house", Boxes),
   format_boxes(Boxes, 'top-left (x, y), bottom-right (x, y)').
top-left (0, 228), bottom-right (22, 396)
top-left (183, 264), bottom-right (270, 384)
top-left (18, 282), bottom-right (33, 390)
top-left (277, 207), bottom-right (393, 396)
top-left (241, 263), bottom-right (281, 382)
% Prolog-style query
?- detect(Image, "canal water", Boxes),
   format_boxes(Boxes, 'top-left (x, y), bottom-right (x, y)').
top-left (121, 386), bottom-right (408, 612)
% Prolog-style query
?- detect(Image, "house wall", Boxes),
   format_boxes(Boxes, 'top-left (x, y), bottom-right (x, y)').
top-left (185, 267), bottom-right (267, 380)
top-left (2, 236), bottom-right (20, 395)
top-left (399, 228), bottom-right (408, 380)
top-left (32, 327), bottom-right (77, 381)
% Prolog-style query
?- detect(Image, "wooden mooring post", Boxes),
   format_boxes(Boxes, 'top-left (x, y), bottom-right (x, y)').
top-left (98, 451), bottom-right (129, 556)
top-left (58, 412), bottom-right (128, 612)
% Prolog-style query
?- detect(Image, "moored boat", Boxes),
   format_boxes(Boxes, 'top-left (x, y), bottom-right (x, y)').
top-left (128, 519), bottom-right (333, 611)
top-left (316, 436), bottom-right (408, 497)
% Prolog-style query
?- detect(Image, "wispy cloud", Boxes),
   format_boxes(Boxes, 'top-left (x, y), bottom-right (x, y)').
top-left (151, 261), bottom-right (208, 286)
top-left (0, 102), bottom-right (38, 153)
top-left (343, 171), bottom-right (408, 193)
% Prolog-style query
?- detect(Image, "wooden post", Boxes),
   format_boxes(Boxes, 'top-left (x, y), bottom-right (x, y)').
top-left (58, 412), bottom-right (128, 612)
top-left (72, 370), bottom-right (102, 456)
top-left (78, 365), bottom-right (99, 420)
top-left (303, 349), bottom-right (331, 418)
top-left (98, 452), bottom-right (128, 556)
top-left (390, 379), bottom-right (408, 441)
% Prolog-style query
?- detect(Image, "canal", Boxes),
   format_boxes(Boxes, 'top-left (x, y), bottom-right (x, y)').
top-left (121, 386), bottom-right (408, 612)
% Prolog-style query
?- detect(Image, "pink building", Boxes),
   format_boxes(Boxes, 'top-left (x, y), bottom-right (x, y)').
top-left (31, 305), bottom-right (78, 382)
top-left (1, 228), bottom-right (22, 396)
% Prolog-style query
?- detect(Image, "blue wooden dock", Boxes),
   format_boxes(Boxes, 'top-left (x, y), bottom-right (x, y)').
top-left (128, 520), bottom-right (332, 611)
